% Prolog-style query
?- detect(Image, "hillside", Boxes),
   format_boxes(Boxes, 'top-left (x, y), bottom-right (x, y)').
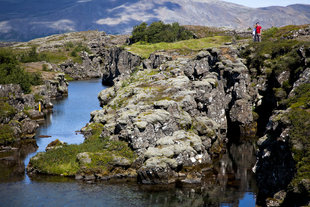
top-left (0, 0), bottom-right (310, 41)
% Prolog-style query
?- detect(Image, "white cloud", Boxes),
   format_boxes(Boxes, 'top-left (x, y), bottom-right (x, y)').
top-left (96, 0), bottom-right (223, 27)
top-left (32, 19), bottom-right (76, 31)
top-left (77, 0), bottom-right (92, 3)
top-left (0, 21), bottom-right (12, 33)
top-left (49, 19), bottom-right (75, 31)
top-left (96, 1), bottom-right (162, 26)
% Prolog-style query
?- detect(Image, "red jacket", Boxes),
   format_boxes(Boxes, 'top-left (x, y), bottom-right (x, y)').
top-left (256, 25), bottom-right (262, 34)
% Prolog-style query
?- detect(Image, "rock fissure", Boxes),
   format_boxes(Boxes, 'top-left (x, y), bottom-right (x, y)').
top-left (16, 28), bottom-right (310, 206)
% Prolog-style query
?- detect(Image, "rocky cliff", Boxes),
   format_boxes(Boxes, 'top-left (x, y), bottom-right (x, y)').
top-left (78, 44), bottom-right (258, 185)
top-left (241, 38), bottom-right (310, 206)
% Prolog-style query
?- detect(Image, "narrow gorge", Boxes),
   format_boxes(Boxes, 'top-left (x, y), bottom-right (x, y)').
top-left (1, 25), bottom-right (309, 206)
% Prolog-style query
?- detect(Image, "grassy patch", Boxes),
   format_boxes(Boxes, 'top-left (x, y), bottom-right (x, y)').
top-left (126, 36), bottom-right (231, 58)
top-left (16, 41), bottom-right (90, 64)
top-left (64, 74), bottom-right (74, 81)
top-left (263, 24), bottom-right (309, 40)
top-left (29, 123), bottom-right (136, 176)
top-left (241, 39), bottom-right (309, 83)
top-left (183, 25), bottom-right (225, 38)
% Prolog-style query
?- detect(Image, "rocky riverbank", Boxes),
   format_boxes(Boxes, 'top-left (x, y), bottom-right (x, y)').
top-left (0, 73), bottom-right (68, 148)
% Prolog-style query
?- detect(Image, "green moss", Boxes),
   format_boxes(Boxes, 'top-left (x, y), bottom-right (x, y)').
top-left (84, 123), bottom-right (104, 140)
top-left (286, 84), bottom-right (310, 109)
top-left (273, 87), bottom-right (287, 100)
top-left (84, 152), bottom-right (113, 174)
top-left (281, 83), bottom-right (310, 193)
top-left (64, 74), bottom-right (74, 81)
top-left (72, 56), bottom-right (83, 64)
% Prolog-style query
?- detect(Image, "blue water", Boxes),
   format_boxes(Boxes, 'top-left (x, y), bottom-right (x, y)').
top-left (0, 79), bottom-right (257, 207)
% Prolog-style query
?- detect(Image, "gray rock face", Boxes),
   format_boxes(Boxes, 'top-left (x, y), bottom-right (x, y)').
top-left (143, 53), bottom-right (172, 70)
top-left (101, 47), bottom-right (141, 85)
top-left (59, 53), bottom-right (103, 80)
top-left (89, 45), bottom-right (257, 184)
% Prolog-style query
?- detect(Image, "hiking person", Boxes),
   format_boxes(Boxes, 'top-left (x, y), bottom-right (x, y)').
top-left (253, 25), bottom-right (257, 42)
top-left (255, 22), bottom-right (262, 42)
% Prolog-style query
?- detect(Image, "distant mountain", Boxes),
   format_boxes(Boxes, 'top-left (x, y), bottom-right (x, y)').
top-left (0, 0), bottom-right (309, 41)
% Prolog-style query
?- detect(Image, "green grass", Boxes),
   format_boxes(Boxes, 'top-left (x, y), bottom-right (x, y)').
top-left (126, 36), bottom-right (231, 58)
top-left (38, 51), bottom-right (68, 64)
top-left (64, 74), bottom-right (74, 81)
top-left (263, 24), bottom-right (309, 40)
top-left (29, 123), bottom-right (136, 176)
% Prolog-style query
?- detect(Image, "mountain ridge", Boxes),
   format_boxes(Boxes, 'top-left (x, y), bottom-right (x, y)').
top-left (0, 0), bottom-right (309, 41)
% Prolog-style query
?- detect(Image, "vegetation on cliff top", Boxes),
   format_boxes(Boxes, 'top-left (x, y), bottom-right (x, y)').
top-left (0, 48), bottom-right (42, 93)
top-left (126, 36), bottom-right (231, 59)
top-left (127, 21), bottom-right (232, 58)
top-left (130, 21), bottom-right (194, 44)
top-left (18, 42), bottom-right (90, 64)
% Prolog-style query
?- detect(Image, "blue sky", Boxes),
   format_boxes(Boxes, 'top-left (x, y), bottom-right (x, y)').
top-left (223, 0), bottom-right (310, 8)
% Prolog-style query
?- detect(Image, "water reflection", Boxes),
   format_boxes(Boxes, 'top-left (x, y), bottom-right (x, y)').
top-left (0, 140), bottom-right (37, 183)
top-left (131, 140), bottom-right (258, 207)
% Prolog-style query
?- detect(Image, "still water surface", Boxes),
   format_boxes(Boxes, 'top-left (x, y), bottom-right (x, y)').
top-left (0, 79), bottom-right (257, 207)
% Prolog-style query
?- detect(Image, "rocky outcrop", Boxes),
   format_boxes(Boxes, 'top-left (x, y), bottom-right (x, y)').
top-left (88, 45), bottom-right (257, 184)
top-left (100, 47), bottom-right (141, 85)
top-left (59, 52), bottom-right (103, 80)
top-left (45, 33), bottom-right (142, 83)
top-left (0, 73), bottom-right (68, 145)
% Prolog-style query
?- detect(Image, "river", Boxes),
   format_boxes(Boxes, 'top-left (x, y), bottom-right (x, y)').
top-left (0, 79), bottom-right (257, 207)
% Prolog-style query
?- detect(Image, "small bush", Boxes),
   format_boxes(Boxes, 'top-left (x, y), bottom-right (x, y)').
top-left (65, 41), bottom-right (74, 48)
top-left (70, 50), bottom-right (77, 57)
top-left (42, 64), bottom-right (48, 71)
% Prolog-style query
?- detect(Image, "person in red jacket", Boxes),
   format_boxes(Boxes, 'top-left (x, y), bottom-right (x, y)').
top-left (255, 22), bottom-right (262, 42)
